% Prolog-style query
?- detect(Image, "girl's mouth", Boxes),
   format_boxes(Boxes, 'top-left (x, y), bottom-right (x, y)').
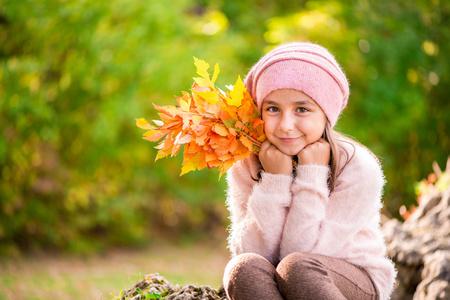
top-left (279, 138), bottom-right (298, 143)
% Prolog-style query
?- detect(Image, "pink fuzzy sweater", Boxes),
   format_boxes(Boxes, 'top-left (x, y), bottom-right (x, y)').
top-left (225, 139), bottom-right (396, 300)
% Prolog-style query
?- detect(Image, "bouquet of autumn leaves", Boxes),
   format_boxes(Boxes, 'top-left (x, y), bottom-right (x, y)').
top-left (135, 58), bottom-right (266, 178)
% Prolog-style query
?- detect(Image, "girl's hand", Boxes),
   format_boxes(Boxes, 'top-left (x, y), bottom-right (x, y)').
top-left (258, 140), bottom-right (293, 175)
top-left (297, 138), bottom-right (330, 166)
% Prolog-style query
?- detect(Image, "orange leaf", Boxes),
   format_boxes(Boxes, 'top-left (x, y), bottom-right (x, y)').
top-left (203, 101), bottom-right (223, 116)
top-left (143, 130), bottom-right (168, 142)
top-left (175, 132), bottom-right (192, 145)
top-left (232, 151), bottom-right (251, 162)
top-left (154, 104), bottom-right (180, 117)
top-left (228, 138), bottom-right (239, 153)
top-left (221, 106), bottom-right (238, 122)
top-left (182, 115), bottom-right (190, 130)
top-left (207, 159), bottom-right (222, 168)
top-left (253, 118), bottom-right (264, 129)
top-left (239, 135), bottom-right (253, 151)
top-left (217, 152), bottom-right (232, 162)
top-left (213, 124), bottom-right (229, 137)
top-left (185, 142), bottom-right (202, 155)
top-left (219, 160), bottom-right (235, 179)
top-left (195, 131), bottom-right (210, 146)
top-left (191, 115), bottom-right (203, 126)
top-left (172, 143), bottom-right (181, 157)
top-left (205, 152), bottom-right (218, 162)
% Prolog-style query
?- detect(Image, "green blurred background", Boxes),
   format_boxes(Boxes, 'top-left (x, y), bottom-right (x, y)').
top-left (1, 0), bottom-right (449, 256)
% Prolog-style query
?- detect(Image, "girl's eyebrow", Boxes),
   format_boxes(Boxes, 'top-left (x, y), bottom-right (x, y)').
top-left (262, 100), bottom-right (278, 106)
top-left (263, 99), bottom-right (315, 106)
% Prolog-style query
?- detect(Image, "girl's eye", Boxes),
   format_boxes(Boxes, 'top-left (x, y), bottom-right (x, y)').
top-left (297, 107), bottom-right (309, 113)
top-left (267, 106), bottom-right (279, 113)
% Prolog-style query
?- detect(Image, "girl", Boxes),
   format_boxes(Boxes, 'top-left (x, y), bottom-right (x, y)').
top-left (223, 42), bottom-right (396, 300)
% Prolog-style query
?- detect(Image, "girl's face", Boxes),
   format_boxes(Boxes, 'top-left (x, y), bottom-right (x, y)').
top-left (262, 89), bottom-right (327, 156)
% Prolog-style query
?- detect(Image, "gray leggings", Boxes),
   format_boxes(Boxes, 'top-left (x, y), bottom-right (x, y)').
top-left (223, 252), bottom-right (379, 300)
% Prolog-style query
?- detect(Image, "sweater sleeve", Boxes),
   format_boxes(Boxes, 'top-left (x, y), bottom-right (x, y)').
top-left (280, 147), bottom-right (385, 258)
top-left (279, 144), bottom-right (396, 300)
top-left (226, 154), bottom-right (293, 264)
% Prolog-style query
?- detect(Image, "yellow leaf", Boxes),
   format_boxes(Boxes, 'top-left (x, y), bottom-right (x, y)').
top-left (257, 134), bottom-right (267, 142)
top-left (192, 115), bottom-right (203, 126)
top-left (180, 97), bottom-right (191, 112)
top-left (193, 57), bottom-right (216, 88)
top-left (211, 63), bottom-right (220, 84)
top-left (180, 152), bottom-right (202, 176)
top-left (143, 129), bottom-right (159, 137)
top-left (155, 148), bottom-right (171, 161)
top-left (193, 57), bottom-right (210, 79)
top-left (228, 76), bottom-right (245, 107)
top-left (135, 118), bottom-right (155, 130)
top-left (193, 58), bottom-right (220, 88)
top-left (196, 90), bottom-right (220, 105)
top-left (193, 77), bottom-right (213, 88)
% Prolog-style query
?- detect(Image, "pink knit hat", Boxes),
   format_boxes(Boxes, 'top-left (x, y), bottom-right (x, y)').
top-left (244, 42), bottom-right (349, 127)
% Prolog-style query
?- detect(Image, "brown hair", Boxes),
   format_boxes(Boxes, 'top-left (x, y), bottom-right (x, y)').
top-left (322, 121), bottom-right (355, 192)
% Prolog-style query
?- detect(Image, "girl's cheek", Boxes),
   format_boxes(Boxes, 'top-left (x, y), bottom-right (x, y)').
top-left (263, 115), bottom-right (276, 129)
top-left (263, 122), bottom-right (276, 137)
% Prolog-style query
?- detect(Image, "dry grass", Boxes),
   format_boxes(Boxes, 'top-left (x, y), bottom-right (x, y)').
top-left (0, 239), bottom-right (230, 300)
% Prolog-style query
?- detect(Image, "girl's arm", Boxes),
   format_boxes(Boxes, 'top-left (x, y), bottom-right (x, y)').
top-left (226, 153), bottom-right (292, 265)
top-left (280, 144), bottom-right (385, 258)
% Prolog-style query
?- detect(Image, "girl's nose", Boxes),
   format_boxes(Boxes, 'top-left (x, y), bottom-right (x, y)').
top-left (278, 113), bottom-right (294, 132)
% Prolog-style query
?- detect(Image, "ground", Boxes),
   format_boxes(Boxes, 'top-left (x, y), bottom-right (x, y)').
top-left (0, 239), bottom-right (230, 300)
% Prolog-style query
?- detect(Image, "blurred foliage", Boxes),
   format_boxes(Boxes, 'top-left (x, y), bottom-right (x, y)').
top-left (0, 0), bottom-right (449, 255)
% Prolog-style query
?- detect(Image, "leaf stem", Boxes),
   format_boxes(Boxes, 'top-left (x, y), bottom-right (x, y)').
top-left (245, 134), bottom-right (261, 147)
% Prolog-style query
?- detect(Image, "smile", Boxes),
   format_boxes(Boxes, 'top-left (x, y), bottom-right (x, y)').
top-left (278, 138), bottom-right (299, 143)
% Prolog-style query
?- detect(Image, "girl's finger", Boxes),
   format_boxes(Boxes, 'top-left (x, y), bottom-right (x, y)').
top-left (258, 139), bottom-right (273, 154)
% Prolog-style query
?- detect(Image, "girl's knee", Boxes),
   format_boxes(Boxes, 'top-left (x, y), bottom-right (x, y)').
top-left (277, 252), bottom-right (328, 282)
top-left (224, 253), bottom-right (284, 300)
top-left (276, 252), bottom-right (334, 299)
top-left (277, 252), bottom-right (308, 273)
top-left (224, 253), bottom-right (270, 279)
top-left (223, 253), bottom-right (273, 289)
